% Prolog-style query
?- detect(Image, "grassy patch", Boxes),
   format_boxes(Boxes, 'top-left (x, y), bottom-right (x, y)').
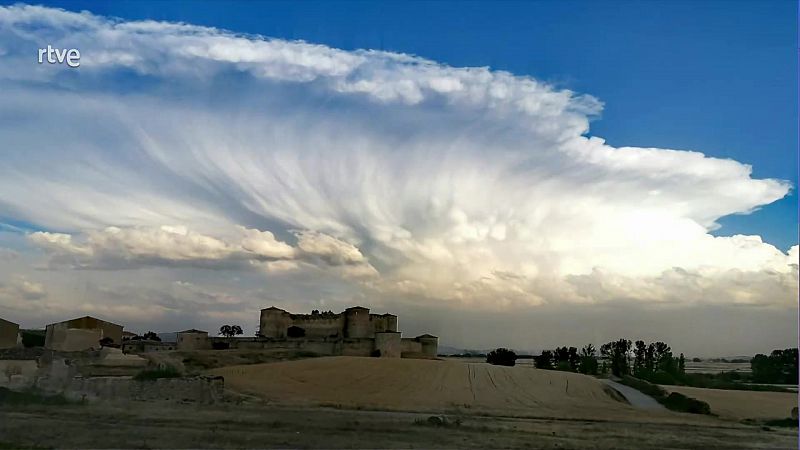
top-left (413, 415), bottom-right (463, 428)
top-left (763, 418), bottom-right (799, 428)
top-left (0, 387), bottom-right (75, 406)
top-left (0, 442), bottom-right (51, 450)
top-left (133, 366), bottom-right (182, 381)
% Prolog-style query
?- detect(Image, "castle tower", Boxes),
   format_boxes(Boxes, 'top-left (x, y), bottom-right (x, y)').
top-left (344, 306), bottom-right (370, 338)
top-left (259, 307), bottom-right (292, 338)
top-left (383, 314), bottom-right (398, 332)
top-left (416, 334), bottom-right (439, 358)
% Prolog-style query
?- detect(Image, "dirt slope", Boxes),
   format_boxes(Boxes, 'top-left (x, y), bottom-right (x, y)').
top-left (211, 356), bottom-right (645, 418)
top-left (663, 385), bottom-right (797, 420)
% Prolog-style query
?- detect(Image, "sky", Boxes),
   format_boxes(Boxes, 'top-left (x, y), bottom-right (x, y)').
top-left (0, 1), bottom-right (796, 356)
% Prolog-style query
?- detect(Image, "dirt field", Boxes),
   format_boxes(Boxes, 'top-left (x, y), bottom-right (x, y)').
top-left (684, 360), bottom-right (751, 374)
top-left (662, 385), bottom-right (798, 420)
top-left (211, 356), bottom-right (635, 418)
top-left (1, 401), bottom-right (796, 449)
top-left (0, 356), bottom-right (796, 449)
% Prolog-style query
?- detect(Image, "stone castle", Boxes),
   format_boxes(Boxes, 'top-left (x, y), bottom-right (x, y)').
top-left (177, 306), bottom-right (438, 359)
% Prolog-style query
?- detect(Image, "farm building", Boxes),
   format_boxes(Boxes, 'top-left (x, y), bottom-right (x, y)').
top-left (44, 316), bottom-right (124, 351)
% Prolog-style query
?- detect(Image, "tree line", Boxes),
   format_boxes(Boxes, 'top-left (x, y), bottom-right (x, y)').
top-left (485, 339), bottom-right (798, 391)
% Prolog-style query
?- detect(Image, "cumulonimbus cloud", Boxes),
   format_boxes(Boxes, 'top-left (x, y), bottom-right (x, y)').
top-left (0, 5), bottom-right (795, 310)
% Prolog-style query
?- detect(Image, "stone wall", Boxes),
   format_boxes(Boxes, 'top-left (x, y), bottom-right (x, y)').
top-left (400, 338), bottom-right (422, 356)
top-left (341, 338), bottom-right (374, 357)
top-left (44, 326), bottom-right (103, 352)
top-left (417, 336), bottom-right (439, 357)
top-left (64, 376), bottom-right (224, 404)
top-left (0, 360), bottom-right (38, 389)
top-left (177, 331), bottom-right (210, 351)
top-left (374, 332), bottom-right (401, 358)
top-left (2, 352), bottom-right (223, 404)
top-left (289, 316), bottom-right (345, 338)
top-left (233, 338), bottom-right (339, 356)
top-left (0, 318), bottom-right (19, 349)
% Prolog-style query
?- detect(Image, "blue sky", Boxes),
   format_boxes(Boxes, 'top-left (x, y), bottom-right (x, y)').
top-left (19, 0), bottom-right (798, 250)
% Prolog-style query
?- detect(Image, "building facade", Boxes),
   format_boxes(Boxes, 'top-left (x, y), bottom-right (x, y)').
top-left (44, 316), bottom-right (123, 352)
top-left (0, 317), bottom-right (19, 349)
top-left (175, 306), bottom-right (438, 358)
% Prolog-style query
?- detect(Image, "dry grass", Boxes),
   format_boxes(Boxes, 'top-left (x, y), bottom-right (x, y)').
top-left (210, 356), bottom-right (669, 421)
top-left (662, 385), bottom-right (797, 420)
top-left (0, 401), bottom-right (795, 449)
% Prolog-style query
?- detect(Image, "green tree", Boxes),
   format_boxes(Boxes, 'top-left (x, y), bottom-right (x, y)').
top-left (633, 340), bottom-right (647, 377)
top-left (751, 348), bottom-right (798, 384)
top-left (535, 350), bottom-right (555, 370)
top-left (578, 344), bottom-right (599, 375)
top-left (486, 348), bottom-right (517, 366)
top-left (219, 325), bottom-right (243, 338)
top-left (142, 331), bottom-right (161, 341)
top-left (601, 339), bottom-right (632, 377)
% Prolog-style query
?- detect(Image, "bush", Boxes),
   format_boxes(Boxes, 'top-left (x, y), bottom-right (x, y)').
top-left (0, 387), bottom-right (74, 405)
top-left (763, 418), bottom-right (799, 428)
top-left (486, 348), bottom-right (517, 367)
top-left (20, 330), bottom-right (45, 348)
top-left (647, 370), bottom-right (679, 385)
top-left (621, 375), bottom-right (667, 398)
top-left (211, 341), bottom-right (230, 350)
top-left (660, 392), bottom-right (711, 415)
top-left (133, 366), bottom-right (181, 381)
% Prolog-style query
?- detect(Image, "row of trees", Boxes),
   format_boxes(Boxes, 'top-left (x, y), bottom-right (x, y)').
top-left (523, 339), bottom-right (685, 383)
top-left (123, 331), bottom-right (161, 341)
top-left (534, 345), bottom-right (598, 375)
top-left (751, 348), bottom-right (798, 384)
top-left (597, 339), bottom-right (685, 383)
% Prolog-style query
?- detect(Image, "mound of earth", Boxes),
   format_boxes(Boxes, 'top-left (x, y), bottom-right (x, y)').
top-left (211, 356), bottom-right (639, 418)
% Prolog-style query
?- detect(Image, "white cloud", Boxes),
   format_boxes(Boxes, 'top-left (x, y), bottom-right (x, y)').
top-left (27, 225), bottom-right (374, 276)
top-left (0, 276), bottom-right (47, 301)
top-left (0, 4), bottom-right (795, 331)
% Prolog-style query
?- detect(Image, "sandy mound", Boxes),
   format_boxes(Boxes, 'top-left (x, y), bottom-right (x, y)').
top-left (663, 385), bottom-right (797, 420)
top-left (211, 356), bottom-right (634, 418)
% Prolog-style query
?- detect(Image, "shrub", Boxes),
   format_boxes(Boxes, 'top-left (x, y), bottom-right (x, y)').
top-left (763, 418), bottom-right (798, 428)
top-left (20, 330), bottom-right (45, 348)
top-left (0, 387), bottom-right (74, 405)
top-left (660, 392), bottom-right (711, 415)
top-left (133, 366), bottom-right (181, 381)
top-left (647, 370), bottom-right (679, 385)
top-left (620, 375), bottom-right (667, 398)
top-left (486, 348), bottom-right (517, 367)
